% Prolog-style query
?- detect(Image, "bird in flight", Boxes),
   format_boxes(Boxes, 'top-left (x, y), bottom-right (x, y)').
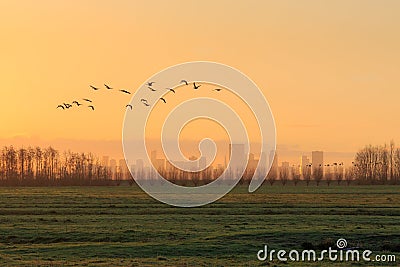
top-left (63, 103), bottom-right (72, 109)
top-left (82, 98), bottom-right (92, 103)
top-left (104, 84), bottom-right (112, 90)
top-left (180, 80), bottom-right (188, 85)
top-left (90, 85), bottom-right (99, 90)
top-left (193, 82), bottom-right (201, 89)
top-left (126, 104), bottom-right (133, 110)
top-left (88, 105), bottom-right (95, 110)
top-left (166, 88), bottom-right (175, 93)
top-left (213, 88), bottom-right (222, 92)
top-left (57, 105), bottom-right (65, 109)
top-left (148, 86), bottom-right (156, 92)
top-left (72, 101), bottom-right (82, 106)
top-left (143, 102), bottom-right (150, 107)
top-left (160, 98), bottom-right (167, 103)
top-left (140, 98), bottom-right (148, 103)
top-left (147, 81), bottom-right (155, 86)
top-left (119, 89), bottom-right (131, 94)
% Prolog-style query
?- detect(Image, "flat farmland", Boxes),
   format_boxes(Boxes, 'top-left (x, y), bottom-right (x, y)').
top-left (0, 184), bottom-right (399, 266)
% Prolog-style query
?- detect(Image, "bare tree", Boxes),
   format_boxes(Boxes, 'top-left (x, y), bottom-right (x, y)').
top-left (325, 165), bottom-right (332, 186)
top-left (335, 163), bottom-right (344, 185)
top-left (354, 144), bottom-right (391, 184)
top-left (313, 164), bottom-right (323, 186)
top-left (393, 148), bottom-right (400, 184)
top-left (279, 166), bottom-right (289, 186)
top-left (302, 164), bottom-right (312, 186)
top-left (267, 166), bottom-right (277, 186)
top-left (345, 166), bottom-right (355, 186)
top-left (292, 165), bottom-right (301, 186)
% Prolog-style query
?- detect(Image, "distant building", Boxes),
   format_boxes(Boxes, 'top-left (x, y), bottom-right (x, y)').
top-left (247, 153), bottom-right (258, 171)
top-left (300, 155), bottom-right (310, 174)
top-left (312, 151), bottom-right (324, 174)
top-left (119, 159), bottom-right (129, 179)
top-left (229, 144), bottom-right (246, 176)
top-left (172, 156), bottom-right (197, 172)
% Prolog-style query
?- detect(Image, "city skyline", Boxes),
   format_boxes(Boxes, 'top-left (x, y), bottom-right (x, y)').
top-left (103, 147), bottom-right (349, 180)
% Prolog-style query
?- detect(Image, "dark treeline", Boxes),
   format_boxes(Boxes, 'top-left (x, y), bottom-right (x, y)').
top-left (0, 146), bottom-right (116, 186)
top-left (352, 141), bottom-right (400, 184)
top-left (265, 141), bottom-right (400, 186)
top-left (1, 142), bottom-right (400, 186)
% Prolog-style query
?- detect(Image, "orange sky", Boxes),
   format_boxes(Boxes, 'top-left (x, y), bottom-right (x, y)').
top-left (1, 1), bottom-right (399, 165)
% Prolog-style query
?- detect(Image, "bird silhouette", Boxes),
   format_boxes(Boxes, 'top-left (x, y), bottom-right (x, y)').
top-left (119, 89), bottom-right (131, 94)
top-left (166, 88), bottom-right (175, 93)
top-left (147, 81), bottom-right (155, 86)
top-left (88, 105), bottom-right (95, 110)
top-left (82, 98), bottom-right (92, 103)
top-left (180, 80), bottom-right (188, 85)
top-left (148, 86), bottom-right (156, 92)
top-left (193, 82), bottom-right (201, 89)
top-left (72, 101), bottom-right (82, 106)
top-left (104, 84), bottom-right (112, 90)
top-left (143, 102), bottom-right (150, 107)
top-left (160, 98), bottom-right (166, 103)
top-left (126, 104), bottom-right (133, 110)
top-left (140, 98), bottom-right (148, 103)
top-left (213, 88), bottom-right (222, 92)
top-left (90, 85), bottom-right (99, 90)
top-left (57, 105), bottom-right (65, 109)
top-left (63, 103), bottom-right (72, 109)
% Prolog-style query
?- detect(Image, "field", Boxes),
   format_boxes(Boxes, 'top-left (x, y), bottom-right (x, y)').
top-left (0, 184), bottom-right (399, 266)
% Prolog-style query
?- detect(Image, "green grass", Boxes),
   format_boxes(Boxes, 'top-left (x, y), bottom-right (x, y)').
top-left (0, 184), bottom-right (399, 266)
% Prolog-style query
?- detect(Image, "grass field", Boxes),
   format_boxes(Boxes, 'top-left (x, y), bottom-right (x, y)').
top-left (0, 184), bottom-right (399, 266)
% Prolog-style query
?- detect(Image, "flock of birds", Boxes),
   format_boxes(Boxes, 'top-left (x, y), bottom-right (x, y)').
top-left (57, 80), bottom-right (223, 111)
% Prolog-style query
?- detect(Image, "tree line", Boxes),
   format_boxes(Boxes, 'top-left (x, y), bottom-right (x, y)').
top-left (0, 146), bottom-right (117, 186)
top-left (352, 141), bottom-right (400, 184)
top-left (265, 141), bottom-right (400, 186)
top-left (1, 142), bottom-right (400, 186)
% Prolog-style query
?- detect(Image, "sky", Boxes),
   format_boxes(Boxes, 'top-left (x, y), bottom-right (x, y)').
top-left (0, 0), bottom-right (399, 165)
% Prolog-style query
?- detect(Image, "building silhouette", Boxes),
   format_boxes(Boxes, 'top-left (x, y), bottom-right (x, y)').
top-left (247, 153), bottom-right (258, 171)
top-left (312, 151), bottom-right (324, 174)
top-left (118, 159), bottom-right (129, 179)
top-left (228, 144), bottom-right (246, 177)
top-left (300, 155), bottom-right (310, 175)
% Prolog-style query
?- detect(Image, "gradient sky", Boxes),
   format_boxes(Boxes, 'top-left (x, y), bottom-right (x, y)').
top-left (1, 1), bottom-right (399, 164)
